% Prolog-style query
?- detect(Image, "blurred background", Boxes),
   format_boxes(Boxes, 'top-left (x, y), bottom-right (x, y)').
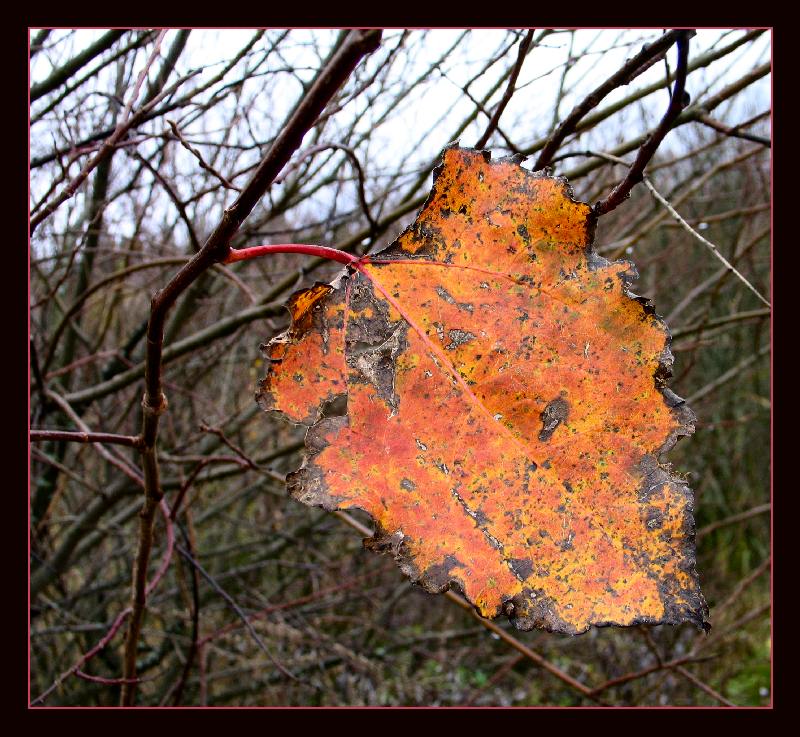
top-left (29, 28), bottom-right (771, 706)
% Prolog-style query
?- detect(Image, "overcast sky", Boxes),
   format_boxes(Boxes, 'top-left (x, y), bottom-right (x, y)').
top-left (30, 29), bottom-right (771, 250)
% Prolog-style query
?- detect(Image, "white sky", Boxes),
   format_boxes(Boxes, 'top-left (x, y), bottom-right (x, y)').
top-left (29, 29), bottom-right (771, 251)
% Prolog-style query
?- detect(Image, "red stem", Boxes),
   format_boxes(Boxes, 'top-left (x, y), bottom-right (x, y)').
top-left (223, 243), bottom-right (360, 266)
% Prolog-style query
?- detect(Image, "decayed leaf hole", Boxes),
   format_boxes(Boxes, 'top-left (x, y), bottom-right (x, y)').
top-left (257, 144), bottom-right (709, 635)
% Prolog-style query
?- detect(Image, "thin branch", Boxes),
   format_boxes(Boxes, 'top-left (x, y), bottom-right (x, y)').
top-left (30, 31), bottom-right (171, 234)
top-left (29, 28), bottom-right (52, 59)
top-left (694, 111), bottom-right (770, 147)
top-left (30, 429), bottom-right (143, 448)
top-left (642, 177), bottom-right (771, 307)
top-left (167, 516), bottom-right (201, 706)
top-left (465, 653), bottom-right (525, 706)
top-left (565, 61), bottom-right (770, 183)
top-left (671, 309), bottom-right (771, 341)
top-left (715, 557), bottom-right (771, 618)
top-left (30, 30), bottom-right (127, 102)
top-left (674, 665), bottom-right (735, 707)
top-left (535, 30), bottom-right (685, 170)
top-left (697, 503), bottom-right (770, 539)
top-left (589, 654), bottom-right (712, 696)
top-left (594, 31), bottom-right (693, 216)
top-left (474, 29), bottom-right (534, 149)
top-left (30, 608), bottom-right (131, 706)
top-left (566, 146), bottom-right (770, 309)
top-left (45, 389), bottom-right (144, 487)
top-left (281, 143), bottom-right (378, 232)
top-left (175, 543), bottom-right (298, 681)
top-left (31, 499), bottom-right (173, 706)
top-left (167, 119), bottom-right (241, 191)
top-left (198, 422), bottom-right (258, 469)
top-left (686, 343), bottom-right (770, 405)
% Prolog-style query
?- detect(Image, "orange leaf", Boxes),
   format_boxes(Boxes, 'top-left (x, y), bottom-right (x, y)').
top-left (258, 145), bottom-right (708, 634)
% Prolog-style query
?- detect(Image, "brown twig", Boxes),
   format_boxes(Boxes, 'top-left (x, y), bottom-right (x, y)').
top-left (686, 343), bottom-right (769, 405)
top-left (594, 31), bottom-right (693, 216)
top-left (175, 543), bottom-right (298, 681)
top-left (30, 30), bottom-right (127, 102)
top-left (198, 421), bottom-right (259, 469)
top-left (674, 665), bottom-right (735, 706)
top-left (31, 499), bottom-right (174, 706)
top-left (464, 653), bottom-right (525, 706)
top-left (168, 515), bottom-right (201, 706)
top-left (45, 389), bottom-right (144, 487)
top-left (274, 142), bottom-right (378, 232)
top-left (697, 503), bottom-right (771, 539)
top-left (589, 654), bottom-right (712, 696)
top-left (642, 177), bottom-right (770, 307)
top-left (535, 30), bottom-right (686, 170)
top-left (474, 29), bottom-right (534, 149)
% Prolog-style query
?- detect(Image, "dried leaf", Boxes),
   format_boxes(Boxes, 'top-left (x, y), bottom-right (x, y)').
top-left (258, 145), bottom-right (708, 635)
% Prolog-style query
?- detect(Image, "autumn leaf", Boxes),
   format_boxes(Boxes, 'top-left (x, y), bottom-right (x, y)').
top-left (257, 145), bottom-right (709, 635)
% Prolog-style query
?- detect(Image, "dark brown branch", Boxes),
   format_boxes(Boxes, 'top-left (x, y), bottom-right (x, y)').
top-left (29, 29), bottom-right (52, 59)
top-left (474, 29), bottom-right (534, 149)
top-left (594, 31), bottom-right (693, 216)
top-left (521, 31), bottom-right (763, 165)
top-left (142, 30), bottom-right (383, 415)
top-left (120, 29), bottom-right (382, 706)
top-left (535, 30), bottom-right (686, 170)
top-left (32, 32), bottom-right (159, 124)
top-left (30, 31), bottom-right (270, 170)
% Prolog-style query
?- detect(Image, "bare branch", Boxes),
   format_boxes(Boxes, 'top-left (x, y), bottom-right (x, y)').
top-left (535, 30), bottom-right (686, 170)
top-left (30, 429), bottom-right (143, 448)
top-left (643, 177), bottom-right (770, 307)
top-left (594, 31), bottom-right (694, 216)
top-left (474, 29), bottom-right (535, 149)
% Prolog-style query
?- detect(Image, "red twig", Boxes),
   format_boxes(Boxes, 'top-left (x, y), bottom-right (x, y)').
top-left (224, 243), bottom-right (359, 266)
top-left (75, 670), bottom-right (144, 685)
